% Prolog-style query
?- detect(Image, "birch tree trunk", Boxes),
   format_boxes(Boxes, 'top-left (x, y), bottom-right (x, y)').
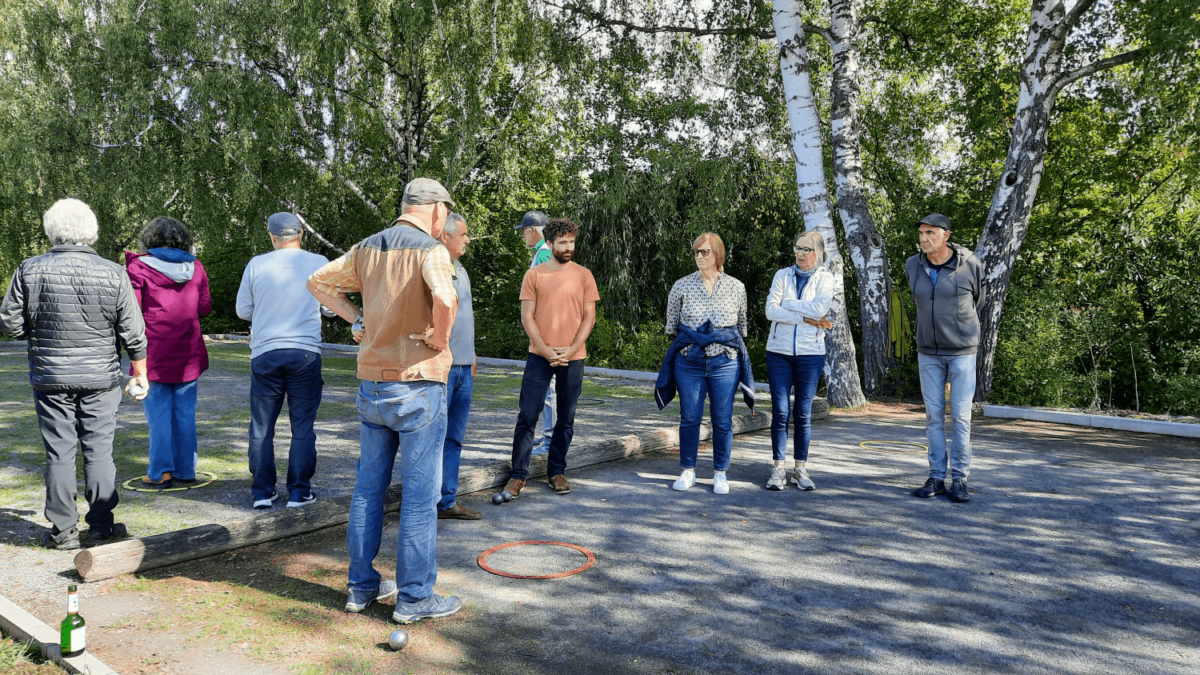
top-left (828, 0), bottom-right (893, 396)
top-left (773, 0), bottom-right (867, 408)
top-left (972, 0), bottom-right (1144, 401)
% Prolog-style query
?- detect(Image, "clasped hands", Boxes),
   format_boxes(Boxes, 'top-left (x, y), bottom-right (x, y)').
top-left (539, 345), bottom-right (574, 367)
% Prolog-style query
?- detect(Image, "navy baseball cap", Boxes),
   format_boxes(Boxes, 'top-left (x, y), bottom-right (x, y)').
top-left (267, 212), bottom-right (303, 236)
top-left (515, 210), bottom-right (549, 231)
top-left (916, 213), bottom-right (952, 231)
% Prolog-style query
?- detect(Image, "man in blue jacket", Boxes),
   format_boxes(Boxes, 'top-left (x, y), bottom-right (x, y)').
top-left (904, 214), bottom-right (986, 503)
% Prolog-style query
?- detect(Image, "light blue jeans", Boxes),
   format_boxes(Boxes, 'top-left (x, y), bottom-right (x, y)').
top-left (918, 353), bottom-right (976, 481)
top-left (348, 380), bottom-right (446, 603)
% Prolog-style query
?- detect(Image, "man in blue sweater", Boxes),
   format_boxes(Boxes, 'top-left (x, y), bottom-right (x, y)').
top-left (236, 213), bottom-right (332, 510)
top-left (904, 213), bottom-right (986, 503)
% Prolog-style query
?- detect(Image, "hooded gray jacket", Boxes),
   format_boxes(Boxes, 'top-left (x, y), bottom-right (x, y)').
top-left (0, 245), bottom-right (148, 391)
top-left (904, 243), bottom-right (986, 356)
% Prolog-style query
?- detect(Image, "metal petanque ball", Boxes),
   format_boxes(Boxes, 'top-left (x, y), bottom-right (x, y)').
top-left (501, 490), bottom-right (513, 502)
top-left (388, 628), bottom-right (410, 651)
top-left (492, 493), bottom-right (504, 505)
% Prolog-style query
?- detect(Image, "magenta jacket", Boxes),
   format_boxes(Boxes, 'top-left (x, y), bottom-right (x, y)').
top-left (126, 251), bottom-right (212, 383)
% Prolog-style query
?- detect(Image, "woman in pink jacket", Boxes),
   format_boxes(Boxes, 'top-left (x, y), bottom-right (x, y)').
top-left (126, 217), bottom-right (211, 488)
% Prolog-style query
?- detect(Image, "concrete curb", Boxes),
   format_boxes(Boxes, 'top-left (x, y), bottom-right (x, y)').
top-left (0, 594), bottom-right (118, 674)
top-left (206, 334), bottom-right (780, 393)
top-left (983, 404), bottom-right (1200, 439)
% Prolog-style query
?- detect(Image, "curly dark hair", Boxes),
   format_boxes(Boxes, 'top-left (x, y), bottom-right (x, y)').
top-left (543, 217), bottom-right (579, 244)
top-left (140, 216), bottom-right (193, 252)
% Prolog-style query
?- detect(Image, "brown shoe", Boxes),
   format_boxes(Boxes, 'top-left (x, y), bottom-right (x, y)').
top-left (437, 504), bottom-right (482, 520)
top-left (503, 478), bottom-right (526, 498)
top-left (140, 472), bottom-right (173, 489)
top-left (549, 475), bottom-right (571, 494)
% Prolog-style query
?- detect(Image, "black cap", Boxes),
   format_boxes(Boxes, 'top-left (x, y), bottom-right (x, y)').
top-left (917, 213), bottom-right (952, 231)
top-left (515, 210), bottom-right (548, 231)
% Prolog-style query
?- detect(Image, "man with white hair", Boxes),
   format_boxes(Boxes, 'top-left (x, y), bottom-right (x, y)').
top-left (0, 198), bottom-right (148, 550)
top-left (236, 213), bottom-right (330, 510)
top-left (308, 177), bottom-right (464, 624)
top-left (515, 210), bottom-right (554, 454)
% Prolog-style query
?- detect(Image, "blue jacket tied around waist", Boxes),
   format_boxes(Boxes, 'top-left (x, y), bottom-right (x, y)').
top-left (655, 321), bottom-right (757, 413)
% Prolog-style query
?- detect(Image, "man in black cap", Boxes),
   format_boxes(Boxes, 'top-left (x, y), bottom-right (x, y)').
top-left (905, 213), bottom-right (986, 503)
top-left (515, 210), bottom-right (554, 454)
top-left (236, 212), bottom-right (331, 510)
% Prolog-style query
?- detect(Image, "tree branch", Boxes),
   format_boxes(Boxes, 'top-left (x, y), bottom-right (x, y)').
top-left (1049, 48), bottom-right (1147, 100)
top-left (859, 14), bottom-right (915, 53)
top-left (545, 0), bottom-right (780, 40)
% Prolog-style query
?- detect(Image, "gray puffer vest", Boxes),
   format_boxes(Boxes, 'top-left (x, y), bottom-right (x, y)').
top-left (0, 245), bottom-right (148, 391)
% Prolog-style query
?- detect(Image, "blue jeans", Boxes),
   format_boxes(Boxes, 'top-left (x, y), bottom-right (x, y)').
top-left (675, 349), bottom-right (738, 471)
top-left (248, 349), bottom-right (323, 502)
top-left (348, 380), bottom-right (447, 603)
top-left (440, 366), bottom-right (473, 512)
top-left (144, 380), bottom-right (199, 481)
top-left (765, 352), bottom-right (824, 462)
top-left (511, 354), bottom-right (584, 480)
top-left (918, 353), bottom-right (976, 480)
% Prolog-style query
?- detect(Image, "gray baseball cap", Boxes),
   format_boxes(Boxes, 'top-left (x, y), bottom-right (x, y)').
top-left (515, 210), bottom-right (548, 231)
top-left (267, 212), bottom-right (303, 236)
top-left (402, 178), bottom-right (455, 207)
top-left (917, 213), bottom-right (952, 231)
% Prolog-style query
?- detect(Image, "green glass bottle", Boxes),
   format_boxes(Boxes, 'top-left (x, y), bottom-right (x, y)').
top-left (60, 584), bottom-right (86, 656)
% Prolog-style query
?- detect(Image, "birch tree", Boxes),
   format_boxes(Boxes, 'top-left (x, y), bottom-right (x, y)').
top-left (971, 0), bottom-right (1200, 400)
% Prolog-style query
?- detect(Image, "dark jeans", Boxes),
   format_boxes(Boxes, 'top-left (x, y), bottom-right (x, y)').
top-left (33, 387), bottom-right (121, 534)
top-left (765, 352), bottom-right (825, 462)
top-left (248, 349), bottom-right (323, 502)
top-left (675, 349), bottom-right (739, 471)
top-left (440, 365), bottom-right (473, 511)
top-left (510, 354), bottom-right (584, 480)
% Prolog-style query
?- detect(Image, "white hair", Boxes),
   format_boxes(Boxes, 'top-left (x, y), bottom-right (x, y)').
top-left (43, 198), bottom-right (99, 246)
top-left (272, 231), bottom-right (302, 244)
top-left (443, 213), bottom-right (467, 236)
top-left (796, 230), bottom-right (827, 266)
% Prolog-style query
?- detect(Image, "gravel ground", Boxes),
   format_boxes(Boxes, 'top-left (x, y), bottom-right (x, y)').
top-left (8, 409), bottom-right (1199, 674)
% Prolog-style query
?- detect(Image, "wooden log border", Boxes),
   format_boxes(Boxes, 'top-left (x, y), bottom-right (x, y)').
top-left (75, 407), bottom-right (824, 582)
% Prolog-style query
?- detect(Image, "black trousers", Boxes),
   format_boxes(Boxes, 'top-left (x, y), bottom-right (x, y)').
top-left (33, 386), bottom-right (122, 534)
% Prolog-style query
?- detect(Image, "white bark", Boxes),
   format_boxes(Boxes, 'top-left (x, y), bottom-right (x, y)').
top-left (828, 0), bottom-right (892, 395)
top-left (773, 0), bottom-right (867, 408)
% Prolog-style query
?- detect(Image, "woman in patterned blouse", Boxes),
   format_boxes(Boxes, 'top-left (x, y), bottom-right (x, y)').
top-left (665, 232), bottom-right (748, 495)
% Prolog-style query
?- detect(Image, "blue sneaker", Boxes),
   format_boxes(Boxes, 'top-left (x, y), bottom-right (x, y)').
top-left (391, 594), bottom-right (464, 624)
top-left (345, 579), bottom-right (398, 613)
top-left (531, 436), bottom-right (551, 456)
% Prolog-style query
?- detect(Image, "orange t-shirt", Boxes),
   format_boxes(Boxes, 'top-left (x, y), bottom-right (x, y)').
top-left (520, 261), bottom-right (601, 360)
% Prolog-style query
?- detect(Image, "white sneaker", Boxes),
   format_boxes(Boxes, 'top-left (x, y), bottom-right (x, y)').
top-left (252, 491), bottom-right (278, 510)
top-left (713, 471), bottom-right (729, 495)
top-left (765, 465), bottom-right (788, 491)
top-left (791, 466), bottom-right (816, 491)
top-left (672, 469), bottom-right (696, 491)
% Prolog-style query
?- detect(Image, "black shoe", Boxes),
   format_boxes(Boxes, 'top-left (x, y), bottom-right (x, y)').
top-left (948, 478), bottom-right (970, 502)
top-left (913, 478), bottom-right (945, 498)
top-left (88, 523), bottom-right (129, 545)
top-left (39, 526), bottom-right (81, 550)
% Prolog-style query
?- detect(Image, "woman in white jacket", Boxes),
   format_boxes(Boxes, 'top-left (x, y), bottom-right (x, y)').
top-left (763, 231), bottom-right (834, 491)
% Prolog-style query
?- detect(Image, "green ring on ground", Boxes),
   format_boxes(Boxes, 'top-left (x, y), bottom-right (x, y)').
top-left (858, 440), bottom-right (928, 455)
top-left (576, 397), bottom-right (606, 406)
top-left (121, 471), bottom-right (216, 493)
top-left (478, 540), bottom-right (597, 579)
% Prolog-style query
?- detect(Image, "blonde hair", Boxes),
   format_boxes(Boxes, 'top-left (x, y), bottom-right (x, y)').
top-left (795, 230), bottom-right (826, 266)
top-left (692, 232), bottom-right (726, 271)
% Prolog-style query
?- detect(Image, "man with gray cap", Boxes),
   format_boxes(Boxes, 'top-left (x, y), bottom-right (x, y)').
top-left (905, 213), bottom-right (985, 503)
top-left (236, 213), bottom-right (330, 510)
top-left (308, 177), bottom-right (464, 624)
top-left (515, 210), bottom-right (554, 454)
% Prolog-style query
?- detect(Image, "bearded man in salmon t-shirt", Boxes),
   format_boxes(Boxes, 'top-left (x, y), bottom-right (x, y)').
top-left (503, 218), bottom-right (599, 498)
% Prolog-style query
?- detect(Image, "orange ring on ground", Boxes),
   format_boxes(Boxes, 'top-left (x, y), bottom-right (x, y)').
top-left (477, 540), bottom-right (597, 580)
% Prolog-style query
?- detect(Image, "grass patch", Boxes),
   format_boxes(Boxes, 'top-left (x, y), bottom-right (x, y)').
top-left (0, 633), bottom-right (60, 674)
